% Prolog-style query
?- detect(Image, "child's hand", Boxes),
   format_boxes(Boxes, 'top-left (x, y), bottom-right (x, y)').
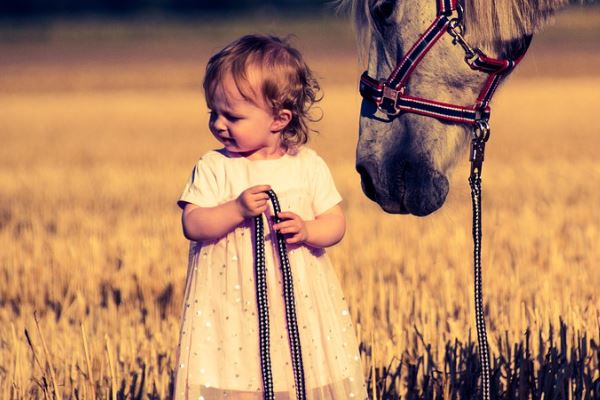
top-left (236, 185), bottom-right (271, 218)
top-left (273, 211), bottom-right (308, 244)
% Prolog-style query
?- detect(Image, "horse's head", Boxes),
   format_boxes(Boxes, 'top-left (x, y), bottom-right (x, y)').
top-left (350, 0), bottom-right (565, 215)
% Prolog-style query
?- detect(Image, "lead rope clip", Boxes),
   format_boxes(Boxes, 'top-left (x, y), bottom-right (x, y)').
top-left (470, 119), bottom-right (490, 178)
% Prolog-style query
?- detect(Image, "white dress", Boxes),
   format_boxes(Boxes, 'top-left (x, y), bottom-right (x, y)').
top-left (173, 146), bottom-right (368, 400)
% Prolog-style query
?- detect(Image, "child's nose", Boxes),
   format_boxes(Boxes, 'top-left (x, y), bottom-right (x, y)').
top-left (211, 115), bottom-right (227, 132)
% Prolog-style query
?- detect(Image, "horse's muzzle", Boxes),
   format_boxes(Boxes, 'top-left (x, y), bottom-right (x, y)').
top-left (399, 166), bottom-right (449, 216)
top-left (356, 159), bottom-right (449, 216)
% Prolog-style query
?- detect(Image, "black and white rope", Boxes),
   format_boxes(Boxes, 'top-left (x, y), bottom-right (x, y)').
top-left (254, 205), bottom-right (274, 399)
top-left (253, 189), bottom-right (306, 400)
top-left (469, 135), bottom-right (491, 400)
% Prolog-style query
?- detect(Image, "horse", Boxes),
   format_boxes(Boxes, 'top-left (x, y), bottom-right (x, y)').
top-left (344, 0), bottom-right (568, 216)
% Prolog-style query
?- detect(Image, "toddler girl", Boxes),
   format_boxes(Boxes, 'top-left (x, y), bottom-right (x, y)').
top-left (173, 34), bottom-right (367, 400)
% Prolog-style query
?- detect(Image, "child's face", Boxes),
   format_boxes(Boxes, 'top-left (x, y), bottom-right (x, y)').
top-left (208, 72), bottom-right (283, 158)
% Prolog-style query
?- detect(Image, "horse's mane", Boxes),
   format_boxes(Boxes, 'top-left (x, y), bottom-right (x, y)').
top-left (341, 0), bottom-right (568, 55)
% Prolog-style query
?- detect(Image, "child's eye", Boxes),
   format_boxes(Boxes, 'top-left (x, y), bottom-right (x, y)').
top-left (225, 113), bottom-right (242, 121)
top-left (207, 110), bottom-right (242, 121)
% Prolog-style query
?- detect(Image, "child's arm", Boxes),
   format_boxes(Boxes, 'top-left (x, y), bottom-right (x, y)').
top-left (273, 204), bottom-right (345, 248)
top-left (181, 184), bottom-right (271, 241)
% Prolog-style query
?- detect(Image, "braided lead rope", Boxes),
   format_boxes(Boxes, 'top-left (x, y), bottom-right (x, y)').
top-left (254, 206), bottom-right (275, 399)
top-left (469, 123), bottom-right (491, 400)
top-left (469, 173), bottom-right (491, 400)
top-left (253, 189), bottom-right (306, 400)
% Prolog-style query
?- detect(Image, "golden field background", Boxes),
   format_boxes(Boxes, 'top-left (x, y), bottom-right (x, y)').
top-left (1, 6), bottom-right (599, 398)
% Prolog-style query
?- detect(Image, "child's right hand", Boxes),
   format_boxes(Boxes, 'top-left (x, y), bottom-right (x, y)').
top-left (236, 185), bottom-right (271, 218)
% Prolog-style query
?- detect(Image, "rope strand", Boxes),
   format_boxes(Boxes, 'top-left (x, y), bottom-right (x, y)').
top-left (254, 190), bottom-right (307, 400)
top-left (469, 133), bottom-right (492, 400)
top-left (254, 208), bottom-right (274, 399)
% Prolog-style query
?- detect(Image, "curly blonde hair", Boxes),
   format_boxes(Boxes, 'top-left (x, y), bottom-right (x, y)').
top-left (203, 34), bottom-right (322, 151)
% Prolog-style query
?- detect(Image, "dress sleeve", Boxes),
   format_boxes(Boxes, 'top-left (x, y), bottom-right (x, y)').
top-left (311, 154), bottom-right (343, 216)
top-left (177, 157), bottom-right (220, 209)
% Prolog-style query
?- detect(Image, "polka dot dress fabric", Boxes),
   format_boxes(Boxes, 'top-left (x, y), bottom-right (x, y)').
top-left (173, 147), bottom-right (368, 399)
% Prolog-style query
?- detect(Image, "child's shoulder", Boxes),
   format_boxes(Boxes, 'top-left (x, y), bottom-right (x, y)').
top-left (292, 145), bottom-right (322, 162)
top-left (292, 146), bottom-right (331, 170)
top-left (193, 149), bottom-right (229, 167)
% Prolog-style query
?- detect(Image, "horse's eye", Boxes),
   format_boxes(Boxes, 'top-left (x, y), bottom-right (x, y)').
top-left (371, 0), bottom-right (395, 22)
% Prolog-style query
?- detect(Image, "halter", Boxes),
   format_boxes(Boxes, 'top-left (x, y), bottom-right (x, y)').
top-left (359, 1), bottom-right (530, 399)
top-left (359, 0), bottom-right (524, 128)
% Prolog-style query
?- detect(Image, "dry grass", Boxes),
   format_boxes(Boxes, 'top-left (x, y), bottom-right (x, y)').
top-left (0, 6), bottom-right (599, 399)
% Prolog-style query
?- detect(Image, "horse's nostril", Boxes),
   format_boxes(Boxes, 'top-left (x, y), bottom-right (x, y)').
top-left (357, 164), bottom-right (377, 200)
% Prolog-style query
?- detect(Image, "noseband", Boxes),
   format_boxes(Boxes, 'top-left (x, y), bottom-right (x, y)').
top-left (358, 1), bottom-right (531, 399)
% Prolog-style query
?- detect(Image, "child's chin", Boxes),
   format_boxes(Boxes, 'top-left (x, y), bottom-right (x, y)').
top-left (221, 141), bottom-right (237, 148)
top-left (227, 148), bottom-right (261, 158)
top-left (222, 144), bottom-right (241, 153)
top-left (223, 147), bottom-right (249, 157)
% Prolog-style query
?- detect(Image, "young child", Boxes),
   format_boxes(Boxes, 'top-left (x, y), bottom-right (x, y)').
top-left (173, 34), bottom-right (367, 400)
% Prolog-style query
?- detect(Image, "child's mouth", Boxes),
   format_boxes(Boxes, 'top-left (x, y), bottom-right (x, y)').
top-left (221, 137), bottom-right (236, 146)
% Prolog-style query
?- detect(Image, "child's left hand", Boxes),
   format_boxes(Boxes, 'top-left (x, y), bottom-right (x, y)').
top-left (273, 211), bottom-right (308, 244)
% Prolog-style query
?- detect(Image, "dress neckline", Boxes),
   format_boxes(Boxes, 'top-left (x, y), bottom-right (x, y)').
top-left (215, 148), bottom-right (294, 162)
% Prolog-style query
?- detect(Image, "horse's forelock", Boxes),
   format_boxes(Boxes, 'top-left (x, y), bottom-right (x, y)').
top-left (343, 0), bottom-right (568, 56)
top-left (463, 0), bottom-right (567, 49)
top-left (338, 0), bottom-right (388, 65)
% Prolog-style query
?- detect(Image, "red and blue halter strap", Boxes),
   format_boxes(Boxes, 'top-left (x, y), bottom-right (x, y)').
top-left (359, 0), bottom-right (526, 125)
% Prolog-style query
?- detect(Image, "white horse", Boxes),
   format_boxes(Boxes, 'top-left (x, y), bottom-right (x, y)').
top-left (345, 0), bottom-right (567, 216)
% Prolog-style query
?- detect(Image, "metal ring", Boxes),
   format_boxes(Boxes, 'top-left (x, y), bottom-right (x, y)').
top-left (472, 120), bottom-right (490, 141)
top-left (448, 18), bottom-right (462, 34)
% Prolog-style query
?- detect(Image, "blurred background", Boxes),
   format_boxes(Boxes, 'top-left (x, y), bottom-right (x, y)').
top-left (1, 1), bottom-right (599, 398)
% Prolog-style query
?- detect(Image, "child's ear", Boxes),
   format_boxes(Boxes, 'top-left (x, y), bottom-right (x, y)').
top-left (271, 109), bottom-right (292, 132)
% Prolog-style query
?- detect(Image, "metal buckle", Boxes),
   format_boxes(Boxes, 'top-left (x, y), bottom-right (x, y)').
top-left (377, 84), bottom-right (403, 116)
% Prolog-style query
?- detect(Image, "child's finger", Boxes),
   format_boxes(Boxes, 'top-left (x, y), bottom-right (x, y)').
top-left (247, 192), bottom-right (269, 204)
top-left (275, 222), bottom-right (298, 233)
top-left (278, 225), bottom-right (299, 235)
top-left (272, 220), bottom-right (295, 231)
top-left (249, 184), bottom-right (271, 194)
top-left (256, 204), bottom-right (268, 214)
top-left (286, 233), bottom-right (302, 244)
top-left (253, 193), bottom-right (269, 201)
top-left (277, 211), bottom-right (298, 220)
top-left (254, 199), bottom-right (268, 206)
